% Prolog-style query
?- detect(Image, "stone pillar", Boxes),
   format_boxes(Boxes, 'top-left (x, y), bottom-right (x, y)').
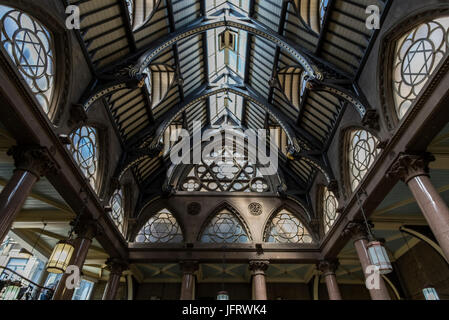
top-left (249, 260), bottom-right (269, 300)
top-left (389, 153), bottom-right (449, 262)
top-left (0, 146), bottom-right (56, 242)
top-left (317, 260), bottom-right (342, 300)
top-left (180, 261), bottom-right (198, 300)
top-left (53, 219), bottom-right (99, 300)
top-left (102, 258), bottom-right (128, 300)
top-left (344, 223), bottom-right (391, 300)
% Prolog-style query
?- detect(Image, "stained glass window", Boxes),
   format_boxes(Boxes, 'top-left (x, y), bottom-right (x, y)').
top-left (323, 187), bottom-right (338, 234)
top-left (110, 189), bottom-right (124, 233)
top-left (200, 209), bottom-right (249, 243)
top-left (69, 126), bottom-right (99, 190)
top-left (265, 209), bottom-right (313, 243)
top-left (348, 130), bottom-right (379, 192)
top-left (0, 5), bottom-right (55, 115)
top-left (179, 145), bottom-right (270, 193)
top-left (393, 17), bottom-right (449, 119)
top-left (135, 209), bottom-right (183, 243)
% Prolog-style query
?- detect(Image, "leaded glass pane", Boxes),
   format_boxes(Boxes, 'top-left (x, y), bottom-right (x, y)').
top-left (393, 17), bottom-right (449, 119)
top-left (200, 209), bottom-right (249, 243)
top-left (0, 5), bottom-right (55, 115)
top-left (265, 210), bottom-right (313, 243)
top-left (135, 209), bottom-right (183, 243)
top-left (348, 130), bottom-right (379, 192)
top-left (110, 189), bottom-right (124, 233)
top-left (69, 126), bottom-right (99, 190)
top-left (180, 145), bottom-right (270, 193)
top-left (323, 187), bottom-right (338, 234)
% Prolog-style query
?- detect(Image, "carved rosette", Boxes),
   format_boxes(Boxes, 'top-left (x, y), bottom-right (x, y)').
top-left (317, 260), bottom-right (339, 277)
top-left (388, 153), bottom-right (435, 183)
top-left (342, 221), bottom-right (371, 242)
top-left (249, 260), bottom-right (270, 276)
top-left (106, 258), bottom-right (129, 275)
top-left (7, 145), bottom-right (58, 178)
top-left (180, 261), bottom-right (199, 274)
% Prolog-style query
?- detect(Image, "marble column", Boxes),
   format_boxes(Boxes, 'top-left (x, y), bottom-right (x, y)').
top-left (389, 153), bottom-right (449, 262)
top-left (0, 146), bottom-right (56, 242)
top-left (344, 223), bottom-right (391, 300)
top-left (53, 219), bottom-right (99, 300)
top-left (102, 258), bottom-right (128, 300)
top-left (317, 260), bottom-right (342, 300)
top-left (249, 260), bottom-right (269, 300)
top-left (180, 261), bottom-right (198, 300)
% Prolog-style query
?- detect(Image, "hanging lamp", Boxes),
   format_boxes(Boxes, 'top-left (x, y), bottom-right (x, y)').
top-left (356, 191), bottom-right (393, 274)
top-left (2, 280), bottom-right (22, 300)
top-left (46, 192), bottom-right (87, 273)
top-left (217, 246), bottom-right (229, 300)
top-left (400, 230), bottom-right (440, 300)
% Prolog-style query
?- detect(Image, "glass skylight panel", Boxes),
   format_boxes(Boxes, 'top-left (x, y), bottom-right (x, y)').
top-left (209, 92), bottom-right (243, 125)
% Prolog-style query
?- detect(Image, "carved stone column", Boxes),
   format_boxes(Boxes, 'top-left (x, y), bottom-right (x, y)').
top-left (344, 223), bottom-right (391, 300)
top-left (0, 146), bottom-right (57, 242)
top-left (102, 258), bottom-right (128, 300)
top-left (389, 153), bottom-right (449, 262)
top-left (249, 260), bottom-right (269, 300)
top-left (317, 260), bottom-right (342, 300)
top-left (53, 219), bottom-right (100, 300)
top-left (180, 261), bottom-right (198, 300)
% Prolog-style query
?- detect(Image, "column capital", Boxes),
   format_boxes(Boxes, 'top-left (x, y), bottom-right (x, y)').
top-left (7, 145), bottom-right (58, 178)
top-left (71, 216), bottom-right (102, 240)
top-left (106, 258), bottom-right (128, 275)
top-left (317, 259), bottom-right (339, 276)
top-left (249, 260), bottom-right (270, 275)
top-left (179, 261), bottom-right (199, 274)
top-left (342, 221), bottom-right (371, 242)
top-left (388, 152), bottom-right (435, 183)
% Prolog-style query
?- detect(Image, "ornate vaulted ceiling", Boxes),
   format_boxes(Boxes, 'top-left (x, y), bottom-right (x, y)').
top-left (70, 0), bottom-right (390, 195)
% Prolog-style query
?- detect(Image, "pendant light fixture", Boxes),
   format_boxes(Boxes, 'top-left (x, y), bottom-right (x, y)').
top-left (356, 190), bottom-right (393, 274)
top-left (400, 230), bottom-right (440, 300)
top-left (1, 280), bottom-right (22, 300)
top-left (217, 245), bottom-right (229, 300)
top-left (46, 192), bottom-right (87, 274)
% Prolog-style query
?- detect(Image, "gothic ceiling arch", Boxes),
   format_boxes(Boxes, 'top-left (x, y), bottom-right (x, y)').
top-left (70, 0), bottom-right (392, 192)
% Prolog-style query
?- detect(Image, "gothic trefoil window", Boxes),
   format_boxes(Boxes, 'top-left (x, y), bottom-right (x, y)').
top-left (348, 129), bottom-right (379, 192)
top-left (393, 16), bottom-right (449, 119)
top-left (265, 210), bottom-right (313, 244)
top-left (200, 209), bottom-right (249, 243)
top-left (323, 187), bottom-right (338, 234)
top-left (69, 126), bottom-right (99, 191)
top-left (135, 209), bottom-right (183, 243)
top-left (0, 5), bottom-right (56, 116)
top-left (110, 189), bottom-right (125, 234)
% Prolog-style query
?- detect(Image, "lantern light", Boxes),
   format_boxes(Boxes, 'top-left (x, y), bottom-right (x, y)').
top-left (2, 280), bottom-right (22, 300)
top-left (46, 240), bottom-right (74, 274)
top-left (217, 291), bottom-right (229, 300)
top-left (367, 240), bottom-right (393, 274)
top-left (423, 285), bottom-right (440, 300)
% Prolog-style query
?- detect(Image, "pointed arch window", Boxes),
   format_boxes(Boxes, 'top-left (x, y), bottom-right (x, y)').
top-left (126, 0), bottom-right (161, 31)
top-left (69, 126), bottom-right (99, 190)
top-left (135, 208), bottom-right (183, 243)
top-left (144, 64), bottom-right (176, 110)
top-left (0, 5), bottom-right (56, 116)
top-left (200, 208), bottom-right (249, 243)
top-left (264, 209), bottom-right (313, 243)
top-left (293, 0), bottom-right (328, 34)
top-left (110, 189), bottom-right (125, 234)
top-left (393, 16), bottom-right (449, 119)
top-left (348, 129), bottom-right (379, 192)
top-left (323, 187), bottom-right (338, 234)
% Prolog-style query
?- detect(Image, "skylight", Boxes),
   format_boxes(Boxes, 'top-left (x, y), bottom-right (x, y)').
top-left (209, 92), bottom-right (244, 125)
top-left (205, 0), bottom-right (250, 15)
